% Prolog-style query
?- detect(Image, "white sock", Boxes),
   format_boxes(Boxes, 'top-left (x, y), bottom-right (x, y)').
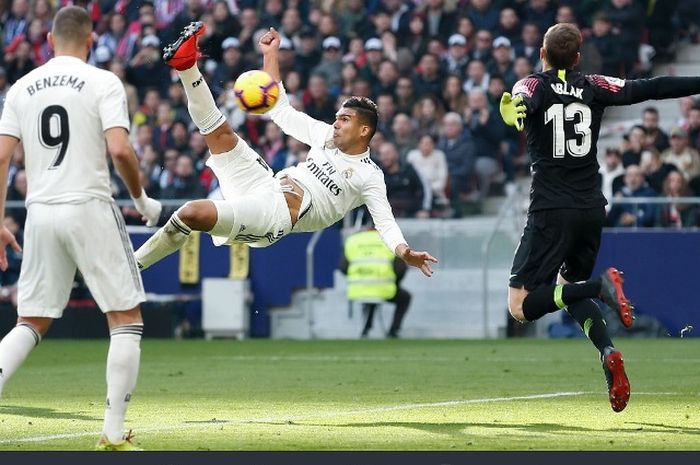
top-left (0, 324), bottom-right (41, 399)
top-left (178, 66), bottom-right (226, 135)
top-left (102, 324), bottom-right (143, 444)
top-left (134, 214), bottom-right (191, 270)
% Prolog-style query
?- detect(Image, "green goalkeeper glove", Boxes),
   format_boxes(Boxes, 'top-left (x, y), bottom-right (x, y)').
top-left (499, 92), bottom-right (527, 131)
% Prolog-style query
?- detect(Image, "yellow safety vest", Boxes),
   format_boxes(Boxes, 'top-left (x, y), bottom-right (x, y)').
top-left (344, 230), bottom-right (397, 300)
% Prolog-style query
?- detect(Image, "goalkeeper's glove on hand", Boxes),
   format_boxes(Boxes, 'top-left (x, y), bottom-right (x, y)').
top-left (499, 92), bottom-right (527, 131)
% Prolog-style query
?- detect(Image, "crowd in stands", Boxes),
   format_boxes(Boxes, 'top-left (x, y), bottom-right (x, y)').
top-left (2, 0), bottom-right (700, 229)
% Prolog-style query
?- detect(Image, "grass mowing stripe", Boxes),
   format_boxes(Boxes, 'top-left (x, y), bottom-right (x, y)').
top-left (0, 391), bottom-right (589, 445)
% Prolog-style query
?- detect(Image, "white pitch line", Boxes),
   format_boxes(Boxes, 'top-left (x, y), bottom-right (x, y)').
top-left (0, 391), bottom-right (588, 445)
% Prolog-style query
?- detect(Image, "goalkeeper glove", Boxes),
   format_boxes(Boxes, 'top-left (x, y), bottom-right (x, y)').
top-left (499, 92), bottom-right (527, 132)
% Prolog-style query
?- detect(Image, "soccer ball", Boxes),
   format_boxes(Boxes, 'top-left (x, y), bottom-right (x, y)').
top-left (233, 70), bottom-right (280, 114)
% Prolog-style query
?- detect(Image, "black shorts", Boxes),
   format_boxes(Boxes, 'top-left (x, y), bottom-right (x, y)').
top-left (509, 207), bottom-right (606, 291)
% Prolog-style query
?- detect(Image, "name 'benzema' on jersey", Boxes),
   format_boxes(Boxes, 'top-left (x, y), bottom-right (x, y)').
top-left (0, 56), bottom-right (130, 206)
top-left (26, 74), bottom-right (86, 96)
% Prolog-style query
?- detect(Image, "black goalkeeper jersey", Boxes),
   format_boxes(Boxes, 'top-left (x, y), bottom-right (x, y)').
top-left (513, 69), bottom-right (700, 212)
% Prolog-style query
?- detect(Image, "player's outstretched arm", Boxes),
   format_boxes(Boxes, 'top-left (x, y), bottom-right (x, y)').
top-left (395, 244), bottom-right (438, 277)
top-left (499, 92), bottom-right (527, 131)
top-left (0, 135), bottom-right (22, 271)
top-left (260, 27), bottom-right (332, 148)
top-left (105, 128), bottom-right (162, 226)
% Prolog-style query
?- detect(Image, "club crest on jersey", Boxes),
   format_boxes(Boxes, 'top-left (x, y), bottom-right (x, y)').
top-left (341, 168), bottom-right (354, 179)
top-left (550, 82), bottom-right (583, 99)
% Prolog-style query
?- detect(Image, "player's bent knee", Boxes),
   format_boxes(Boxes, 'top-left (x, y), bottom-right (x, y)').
top-left (176, 200), bottom-right (217, 231)
top-left (16, 317), bottom-right (52, 336)
top-left (106, 307), bottom-right (143, 330)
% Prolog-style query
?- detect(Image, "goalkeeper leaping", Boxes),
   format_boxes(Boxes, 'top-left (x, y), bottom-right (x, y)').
top-left (135, 23), bottom-right (437, 277)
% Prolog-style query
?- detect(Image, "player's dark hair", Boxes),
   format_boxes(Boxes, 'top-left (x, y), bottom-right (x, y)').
top-left (342, 96), bottom-right (378, 140)
top-left (543, 23), bottom-right (581, 70)
top-left (52, 6), bottom-right (92, 44)
top-left (643, 107), bottom-right (659, 115)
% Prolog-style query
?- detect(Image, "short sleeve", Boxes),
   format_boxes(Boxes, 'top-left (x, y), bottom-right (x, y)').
top-left (99, 73), bottom-right (130, 132)
top-left (0, 86), bottom-right (21, 138)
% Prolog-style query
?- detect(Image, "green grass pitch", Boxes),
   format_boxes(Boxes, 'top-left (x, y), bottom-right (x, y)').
top-left (0, 338), bottom-right (698, 450)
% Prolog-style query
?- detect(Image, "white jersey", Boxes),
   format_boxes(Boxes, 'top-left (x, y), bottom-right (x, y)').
top-left (268, 84), bottom-right (407, 252)
top-left (0, 56), bottom-right (129, 206)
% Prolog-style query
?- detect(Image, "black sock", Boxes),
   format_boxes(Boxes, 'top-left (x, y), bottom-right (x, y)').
top-left (522, 285), bottom-right (560, 321)
top-left (561, 279), bottom-right (601, 303)
top-left (522, 279), bottom-right (603, 322)
top-left (566, 299), bottom-right (613, 356)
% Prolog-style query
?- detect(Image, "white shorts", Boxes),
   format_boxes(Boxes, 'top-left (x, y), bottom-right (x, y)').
top-left (205, 138), bottom-right (294, 248)
top-left (17, 200), bottom-right (145, 318)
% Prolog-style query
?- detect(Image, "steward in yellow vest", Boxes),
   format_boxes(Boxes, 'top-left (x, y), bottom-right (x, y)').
top-left (341, 229), bottom-right (411, 338)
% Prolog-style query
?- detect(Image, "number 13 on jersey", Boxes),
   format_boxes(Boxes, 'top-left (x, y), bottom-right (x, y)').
top-left (544, 102), bottom-right (592, 158)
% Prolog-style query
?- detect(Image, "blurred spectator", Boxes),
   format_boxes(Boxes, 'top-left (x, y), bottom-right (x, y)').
top-left (97, 12), bottom-right (137, 63)
top-left (463, 59), bottom-right (490, 93)
top-left (554, 4), bottom-right (576, 24)
top-left (258, 120), bottom-right (289, 173)
top-left (303, 73), bottom-right (336, 123)
top-left (127, 34), bottom-right (171, 99)
top-left (513, 21), bottom-right (541, 70)
top-left (206, 0), bottom-right (241, 62)
top-left (497, 7), bottom-right (521, 47)
top-left (455, 15), bottom-right (476, 45)
top-left (259, 0), bottom-right (284, 30)
top-left (640, 148), bottom-right (678, 194)
top-left (687, 106), bottom-right (700, 150)
top-left (6, 168), bottom-right (27, 228)
top-left (30, 0), bottom-right (53, 30)
top-left (622, 126), bottom-right (646, 167)
top-left (424, 0), bottom-right (455, 42)
top-left (641, 107), bottom-right (670, 152)
top-left (133, 123), bottom-right (154, 160)
top-left (464, 88), bottom-right (503, 200)
top-left (676, 96), bottom-right (696, 131)
top-left (212, 36), bottom-right (245, 97)
top-left (442, 74), bottom-right (469, 115)
top-left (438, 112), bottom-right (476, 218)
top-left (603, 0), bottom-right (644, 78)
top-left (599, 147), bottom-right (626, 210)
top-left (312, 36), bottom-right (343, 94)
top-left (389, 112), bottom-right (417, 161)
top-left (167, 81), bottom-right (190, 123)
top-left (443, 33), bottom-right (469, 79)
top-left (170, 120), bottom-right (190, 153)
top-left (487, 36), bottom-right (516, 89)
top-left (153, 0), bottom-right (187, 31)
top-left (406, 134), bottom-right (449, 212)
top-left (413, 95), bottom-right (443, 139)
top-left (238, 6), bottom-right (262, 60)
top-left (588, 13), bottom-right (621, 77)
top-left (279, 7), bottom-right (302, 43)
top-left (373, 59), bottom-right (399, 99)
top-left (382, 0), bottom-right (412, 39)
top-left (376, 93), bottom-right (396, 138)
top-left (608, 164), bottom-right (657, 227)
top-left (0, 67), bottom-right (8, 115)
top-left (3, 0), bottom-right (29, 48)
top-left (655, 171), bottom-right (698, 228)
top-left (337, 0), bottom-right (372, 41)
top-left (5, 39), bottom-right (35, 82)
top-left (158, 148), bottom-right (179, 190)
top-left (25, 18), bottom-right (51, 65)
top-left (377, 142), bottom-right (430, 218)
top-left (401, 11), bottom-right (429, 59)
top-left (168, 0), bottom-right (206, 43)
top-left (468, 0), bottom-right (499, 32)
top-left (661, 127), bottom-right (700, 180)
top-left (413, 53), bottom-right (443, 99)
top-left (471, 29), bottom-right (493, 63)
top-left (520, 0), bottom-right (556, 35)
top-left (132, 87), bottom-right (161, 128)
top-left (359, 37), bottom-right (384, 90)
top-left (340, 61), bottom-right (359, 96)
top-left (295, 26), bottom-right (321, 82)
top-left (395, 76), bottom-right (417, 115)
top-left (152, 101), bottom-right (176, 153)
top-left (160, 154), bottom-right (206, 201)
